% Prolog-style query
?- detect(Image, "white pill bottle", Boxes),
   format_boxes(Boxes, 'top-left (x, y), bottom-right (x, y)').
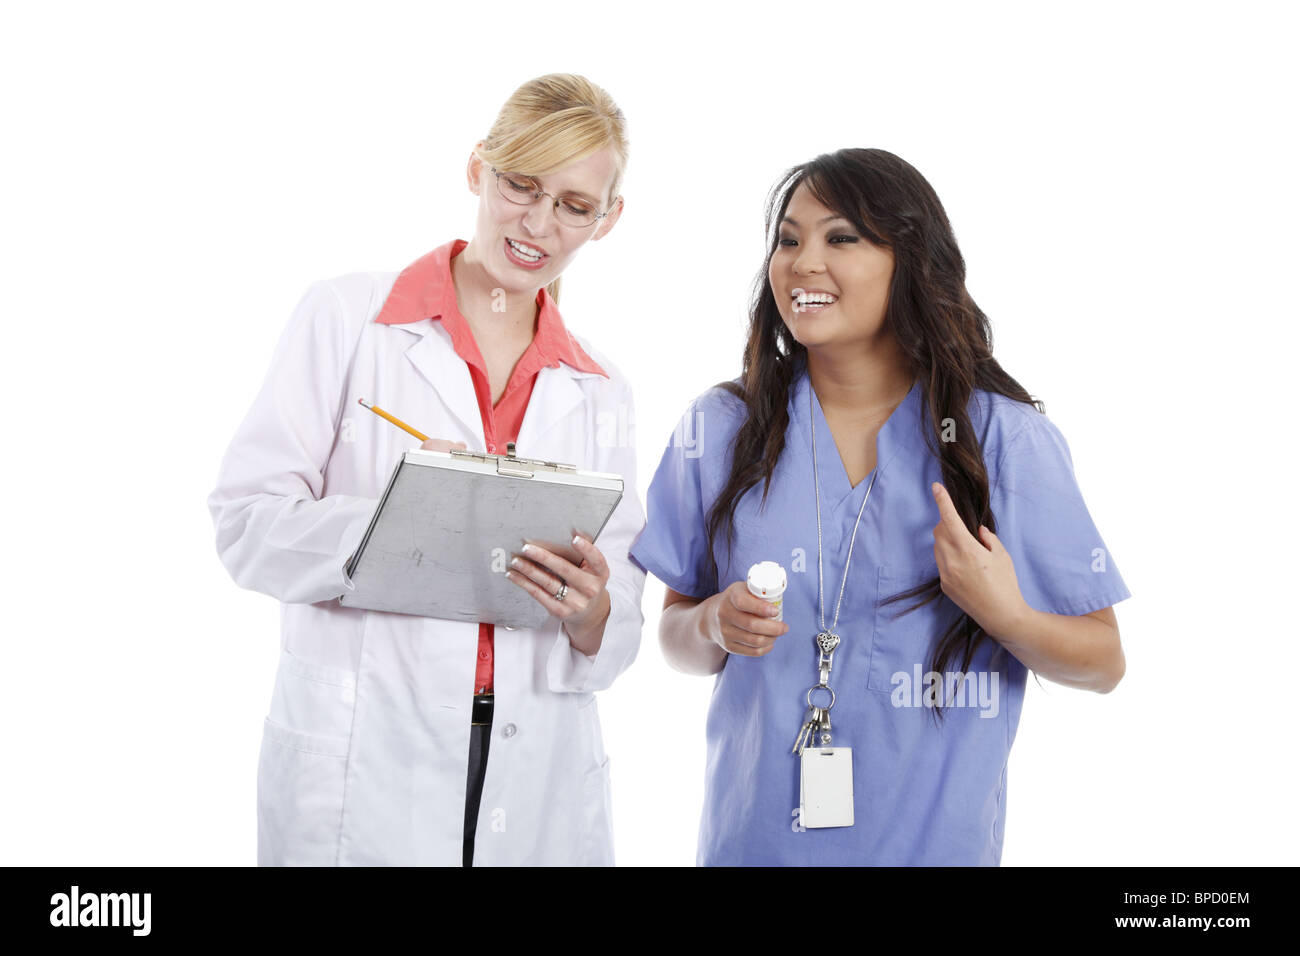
top-left (746, 561), bottom-right (788, 622)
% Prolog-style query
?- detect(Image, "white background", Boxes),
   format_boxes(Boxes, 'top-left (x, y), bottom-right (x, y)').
top-left (2, 0), bottom-right (1296, 866)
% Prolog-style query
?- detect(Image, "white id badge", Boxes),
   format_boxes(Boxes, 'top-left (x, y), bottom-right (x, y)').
top-left (799, 747), bottom-right (854, 828)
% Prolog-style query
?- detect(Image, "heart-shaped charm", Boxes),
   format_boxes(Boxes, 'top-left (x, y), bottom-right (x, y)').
top-left (816, 631), bottom-right (840, 655)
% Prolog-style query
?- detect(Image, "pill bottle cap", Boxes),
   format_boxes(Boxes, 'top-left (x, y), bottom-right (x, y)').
top-left (746, 561), bottom-right (787, 597)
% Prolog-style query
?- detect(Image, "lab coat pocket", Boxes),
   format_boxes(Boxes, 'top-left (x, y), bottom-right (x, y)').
top-left (268, 650), bottom-right (358, 740)
top-left (867, 564), bottom-right (942, 695)
top-left (258, 651), bottom-right (359, 866)
top-left (580, 755), bottom-right (614, 867)
top-left (257, 718), bottom-right (349, 866)
top-left (575, 693), bottom-right (606, 763)
top-left (576, 695), bottom-right (614, 866)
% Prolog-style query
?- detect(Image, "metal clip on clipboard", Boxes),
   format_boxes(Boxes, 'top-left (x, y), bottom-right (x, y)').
top-left (449, 441), bottom-right (579, 478)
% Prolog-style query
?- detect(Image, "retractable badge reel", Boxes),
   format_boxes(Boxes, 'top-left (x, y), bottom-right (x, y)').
top-left (790, 380), bottom-right (881, 830)
top-left (793, 636), bottom-right (854, 829)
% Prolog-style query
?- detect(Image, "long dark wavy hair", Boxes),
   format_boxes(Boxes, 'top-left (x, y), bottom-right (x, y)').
top-left (706, 148), bottom-right (1044, 720)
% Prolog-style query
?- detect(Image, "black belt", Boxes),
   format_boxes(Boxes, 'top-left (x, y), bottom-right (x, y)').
top-left (471, 693), bottom-right (494, 726)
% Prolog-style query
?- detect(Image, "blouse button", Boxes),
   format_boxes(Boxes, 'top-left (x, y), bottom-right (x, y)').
top-left (502, 723), bottom-right (517, 739)
top-left (478, 650), bottom-right (489, 661)
top-left (488, 442), bottom-right (496, 452)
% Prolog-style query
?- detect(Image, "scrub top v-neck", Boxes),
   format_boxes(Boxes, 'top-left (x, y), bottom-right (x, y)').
top-left (629, 358), bottom-right (1131, 865)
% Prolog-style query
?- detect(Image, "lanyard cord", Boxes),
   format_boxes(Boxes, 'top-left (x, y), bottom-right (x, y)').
top-left (812, 382), bottom-right (878, 638)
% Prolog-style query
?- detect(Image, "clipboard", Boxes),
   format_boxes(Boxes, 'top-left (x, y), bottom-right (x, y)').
top-left (339, 445), bottom-right (623, 628)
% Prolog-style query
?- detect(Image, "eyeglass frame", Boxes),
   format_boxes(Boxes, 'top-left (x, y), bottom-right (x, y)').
top-left (488, 167), bottom-right (618, 226)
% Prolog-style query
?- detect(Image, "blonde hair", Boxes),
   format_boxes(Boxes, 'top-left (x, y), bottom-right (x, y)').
top-left (476, 74), bottom-right (629, 303)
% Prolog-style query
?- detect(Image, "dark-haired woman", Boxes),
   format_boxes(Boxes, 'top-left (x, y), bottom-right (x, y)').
top-left (629, 148), bottom-right (1129, 865)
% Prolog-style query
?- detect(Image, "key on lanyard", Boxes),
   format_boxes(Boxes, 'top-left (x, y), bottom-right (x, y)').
top-left (792, 706), bottom-right (831, 756)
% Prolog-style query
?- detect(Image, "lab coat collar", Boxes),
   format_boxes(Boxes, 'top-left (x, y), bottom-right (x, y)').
top-left (397, 323), bottom-right (600, 451)
top-left (789, 353), bottom-right (924, 511)
top-left (373, 241), bottom-right (607, 449)
top-left (374, 239), bottom-right (608, 378)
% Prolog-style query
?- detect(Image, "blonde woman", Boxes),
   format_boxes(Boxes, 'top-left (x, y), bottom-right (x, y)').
top-left (208, 74), bottom-right (644, 866)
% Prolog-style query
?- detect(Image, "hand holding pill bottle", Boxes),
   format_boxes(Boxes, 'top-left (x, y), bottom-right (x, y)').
top-left (746, 561), bottom-right (787, 622)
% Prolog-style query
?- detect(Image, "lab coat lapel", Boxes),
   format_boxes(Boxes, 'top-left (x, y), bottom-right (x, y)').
top-left (515, 364), bottom-right (588, 455)
top-left (400, 321), bottom-right (487, 449)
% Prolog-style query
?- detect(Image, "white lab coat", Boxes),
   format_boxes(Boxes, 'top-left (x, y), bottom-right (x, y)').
top-left (207, 271), bottom-right (646, 866)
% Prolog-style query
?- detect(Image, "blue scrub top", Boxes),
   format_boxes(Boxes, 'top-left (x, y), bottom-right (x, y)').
top-left (629, 358), bottom-right (1131, 865)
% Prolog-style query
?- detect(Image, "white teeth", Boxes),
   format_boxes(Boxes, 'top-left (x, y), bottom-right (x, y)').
top-left (508, 238), bottom-right (544, 261)
top-left (794, 292), bottom-right (836, 305)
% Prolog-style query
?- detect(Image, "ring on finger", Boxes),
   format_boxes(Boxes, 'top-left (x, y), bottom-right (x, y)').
top-left (554, 580), bottom-right (568, 602)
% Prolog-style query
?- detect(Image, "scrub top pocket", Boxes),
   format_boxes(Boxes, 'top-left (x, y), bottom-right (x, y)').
top-left (867, 564), bottom-right (943, 694)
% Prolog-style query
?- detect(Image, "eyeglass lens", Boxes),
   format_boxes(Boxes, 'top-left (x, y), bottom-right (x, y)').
top-left (496, 172), bottom-right (601, 226)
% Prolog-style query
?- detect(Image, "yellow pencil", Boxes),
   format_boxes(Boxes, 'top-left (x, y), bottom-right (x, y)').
top-left (357, 398), bottom-right (429, 442)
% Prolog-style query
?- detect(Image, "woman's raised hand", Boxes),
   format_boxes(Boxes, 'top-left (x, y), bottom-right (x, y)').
top-left (705, 581), bottom-right (789, 657)
top-left (930, 481), bottom-right (1029, 640)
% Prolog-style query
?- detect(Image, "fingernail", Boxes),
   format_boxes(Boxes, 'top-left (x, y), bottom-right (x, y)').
top-left (521, 544), bottom-right (534, 554)
top-left (510, 557), bottom-right (522, 569)
top-left (572, 534), bottom-right (584, 547)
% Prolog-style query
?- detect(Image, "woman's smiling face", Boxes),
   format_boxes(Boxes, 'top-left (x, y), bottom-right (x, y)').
top-left (467, 145), bottom-right (622, 296)
top-left (768, 181), bottom-right (895, 351)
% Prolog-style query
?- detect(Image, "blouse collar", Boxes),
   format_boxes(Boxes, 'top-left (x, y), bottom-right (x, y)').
top-left (373, 239), bottom-right (607, 378)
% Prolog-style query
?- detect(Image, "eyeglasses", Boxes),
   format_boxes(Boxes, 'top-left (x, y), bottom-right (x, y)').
top-left (490, 167), bottom-right (616, 228)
